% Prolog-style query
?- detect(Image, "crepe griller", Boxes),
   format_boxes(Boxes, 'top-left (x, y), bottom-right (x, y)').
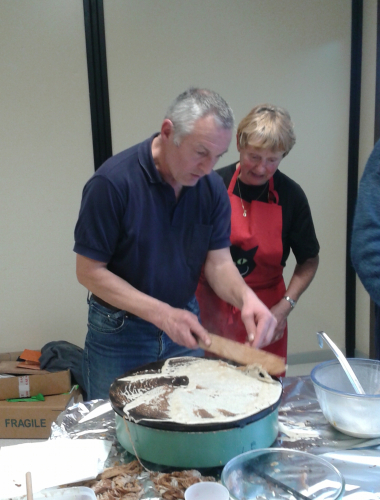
top-left (109, 357), bottom-right (283, 468)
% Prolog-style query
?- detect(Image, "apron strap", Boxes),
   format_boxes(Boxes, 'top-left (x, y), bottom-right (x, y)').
top-left (228, 165), bottom-right (240, 195)
top-left (268, 176), bottom-right (279, 204)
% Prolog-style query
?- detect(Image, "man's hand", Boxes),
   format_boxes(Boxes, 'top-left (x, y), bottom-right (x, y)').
top-left (204, 248), bottom-right (277, 349)
top-left (240, 289), bottom-right (277, 349)
top-left (160, 307), bottom-right (212, 349)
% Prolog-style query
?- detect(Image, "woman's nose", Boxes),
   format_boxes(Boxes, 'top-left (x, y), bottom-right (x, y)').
top-left (255, 159), bottom-right (266, 171)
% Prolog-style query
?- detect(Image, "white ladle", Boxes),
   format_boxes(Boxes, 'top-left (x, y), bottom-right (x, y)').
top-left (316, 331), bottom-right (365, 395)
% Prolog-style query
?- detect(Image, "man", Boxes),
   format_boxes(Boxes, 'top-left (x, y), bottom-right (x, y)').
top-left (74, 88), bottom-right (276, 399)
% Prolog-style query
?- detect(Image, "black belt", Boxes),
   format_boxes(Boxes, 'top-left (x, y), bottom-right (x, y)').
top-left (91, 294), bottom-right (122, 312)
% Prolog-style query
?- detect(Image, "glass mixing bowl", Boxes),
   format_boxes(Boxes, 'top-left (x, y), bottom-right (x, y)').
top-left (311, 358), bottom-right (380, 438)
top-left (222, 448), bottom-right (345, 499)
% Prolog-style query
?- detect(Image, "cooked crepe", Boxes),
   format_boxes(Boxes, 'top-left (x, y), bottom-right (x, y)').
top-left (118, 357), bottom-right (282, 425)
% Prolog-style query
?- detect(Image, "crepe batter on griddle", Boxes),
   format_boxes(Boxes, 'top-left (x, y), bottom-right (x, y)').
top-left (118, 357), bottom-right (282, 425)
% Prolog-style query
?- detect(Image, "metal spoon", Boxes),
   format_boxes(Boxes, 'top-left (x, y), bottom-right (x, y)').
top-left (316, 331), bottom-right (365, 394)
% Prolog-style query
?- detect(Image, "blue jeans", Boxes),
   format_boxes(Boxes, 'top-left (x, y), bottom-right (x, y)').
top-left (82, 295), bottom-right (204, 400)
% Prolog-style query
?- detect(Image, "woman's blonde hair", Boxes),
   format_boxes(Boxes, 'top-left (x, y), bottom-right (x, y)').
top-left (237, 104), bottom-right (296, 156)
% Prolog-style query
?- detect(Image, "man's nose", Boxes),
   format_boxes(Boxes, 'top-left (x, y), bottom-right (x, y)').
top-left (199, 157), bottom-right (215, 174)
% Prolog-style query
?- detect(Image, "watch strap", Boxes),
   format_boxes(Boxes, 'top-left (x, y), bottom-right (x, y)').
top-left (283, 295), bottom-right (297, 309)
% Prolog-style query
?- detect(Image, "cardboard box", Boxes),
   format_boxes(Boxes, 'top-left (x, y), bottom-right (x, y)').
top-left (0, 369), bottom-right (71, 400)
top-left (0, 387), bottom-right (82, 438)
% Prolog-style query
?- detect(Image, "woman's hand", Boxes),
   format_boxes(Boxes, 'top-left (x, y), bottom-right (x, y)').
top-left (267, 256), bottom-right (320, 344)
top-left (269, 299), bottom-right (292, 343)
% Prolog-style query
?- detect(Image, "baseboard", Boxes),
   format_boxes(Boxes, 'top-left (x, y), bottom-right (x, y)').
top-left (287, 350), bottom-right (335, 366)
top-left (288, 348), bottom-right (371, 365)
top-left (354, 349), bottom-right (370, 359)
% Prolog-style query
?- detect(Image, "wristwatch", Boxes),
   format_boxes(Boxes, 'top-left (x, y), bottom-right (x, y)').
top-left (283, 296), bottom-right (297, 310)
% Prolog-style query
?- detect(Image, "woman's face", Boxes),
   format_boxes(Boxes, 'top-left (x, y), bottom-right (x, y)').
top-left (238, 143), bottom-right (285, 186)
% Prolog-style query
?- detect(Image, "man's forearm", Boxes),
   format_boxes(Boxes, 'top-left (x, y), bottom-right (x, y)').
top-left (76, 254), bottom-right (212, 349)
top-left (204, 257), bottom-right (248, 309)
top-left (76, 254), bottom-right (172, 328)
top-left (204, 248), bottom-right (276, 347)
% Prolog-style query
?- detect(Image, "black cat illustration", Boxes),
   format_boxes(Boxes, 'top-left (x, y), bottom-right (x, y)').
top-left (230, 245), bottom-right (258, 277)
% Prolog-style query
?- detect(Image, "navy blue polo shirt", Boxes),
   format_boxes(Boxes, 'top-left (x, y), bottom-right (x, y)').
top-left (74, 134), bottom-right (231, 308)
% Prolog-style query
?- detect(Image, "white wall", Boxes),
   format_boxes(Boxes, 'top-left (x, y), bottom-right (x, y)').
top-left (104, 0), bottom-right (352, 358)
top-left (0, 1), bottom-right (93, 352)
top-left (0, 0), bottom-right (372, 362)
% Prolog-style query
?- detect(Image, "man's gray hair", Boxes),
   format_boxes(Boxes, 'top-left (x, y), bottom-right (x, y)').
top-left (165, 87), bottom-right (234, 145)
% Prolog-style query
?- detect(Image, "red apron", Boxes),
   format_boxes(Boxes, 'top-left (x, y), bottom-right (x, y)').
top-left (196, 166), bottom-right (288, 360)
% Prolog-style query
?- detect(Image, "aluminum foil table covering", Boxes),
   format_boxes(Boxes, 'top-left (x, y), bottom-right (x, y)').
top-left (50, 376), bottom-right (380, 498)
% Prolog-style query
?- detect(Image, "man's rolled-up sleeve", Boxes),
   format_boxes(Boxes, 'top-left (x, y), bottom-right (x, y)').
top-left (74, 175), bottom-right (125, 263)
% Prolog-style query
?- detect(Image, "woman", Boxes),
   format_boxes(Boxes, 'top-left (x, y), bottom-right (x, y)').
top-left (196, 104), bottom-right (319, 360)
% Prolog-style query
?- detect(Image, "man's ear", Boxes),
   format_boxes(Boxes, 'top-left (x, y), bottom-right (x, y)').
top-left (160, 119), bottom-right (174, 141)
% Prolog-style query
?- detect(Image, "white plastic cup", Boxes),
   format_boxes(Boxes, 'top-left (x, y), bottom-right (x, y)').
top-left (184, 481), bottom-right (229, 500)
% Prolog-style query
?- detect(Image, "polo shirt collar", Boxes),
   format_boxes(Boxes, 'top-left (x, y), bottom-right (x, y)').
top-left (138, 133), bottom-right (193, 199)
top-left (138, 133), bottom-right (164, 184)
